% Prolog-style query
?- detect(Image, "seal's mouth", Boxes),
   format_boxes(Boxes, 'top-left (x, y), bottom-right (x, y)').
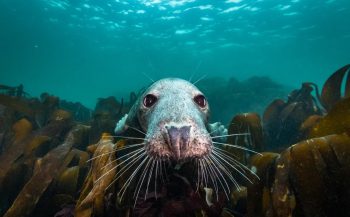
top-left (145, 123), bottom-right (212, 162)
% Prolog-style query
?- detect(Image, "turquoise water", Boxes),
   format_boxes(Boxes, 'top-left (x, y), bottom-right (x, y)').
top-left (1, 0), bottom-right (349, 108)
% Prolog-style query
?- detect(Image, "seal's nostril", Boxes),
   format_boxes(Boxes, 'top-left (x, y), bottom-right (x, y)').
top-left (166, 125), bottom-right (191, 160)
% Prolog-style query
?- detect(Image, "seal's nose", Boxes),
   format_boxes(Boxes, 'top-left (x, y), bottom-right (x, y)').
top-left (165, 125), bottom-right (191, 160)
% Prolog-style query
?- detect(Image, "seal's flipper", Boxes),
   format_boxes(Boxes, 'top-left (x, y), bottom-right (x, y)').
top-left (114, 114), bottom-right (128, 135)
top-left (114, 99), bottom-right (142, 135)
top-left (208, 122), bottom-right (227, 142)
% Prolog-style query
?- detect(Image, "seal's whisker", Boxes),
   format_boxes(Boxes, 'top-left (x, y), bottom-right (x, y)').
top-left (192, 74), bottom-right (207, 85)
top-left (134, 157), bottom-right (152, 201)
top-left (213, 141), bottom-right (261, 155)
top-left (203, 157), bottom-right (219, 200)
top-left (92, 152), bottom-right (145, 195)
top-left (195, 159), bottom-right (200, 192)
top-left (199, 159), bottom-right (204, 187)
top-left (142, 71), bottom-right (155, 83)
top-left (213, 151), bottom-right (254, 183)
top-left (212, 147), bottom-right (251, 171)
top-left (105, 135), bottom-right (147, 141)
top-left (86, 143), bottom-right (145, 162)
top-left (210, 154), bottom-right (239, 184)
top-left (95, 151), bottom-right (146, 185)
top-left (209, 127), bottom-right (221, 135)
top-left (145, 158), bottom-right (156, 200)
top-left (100, 148), bottom-right (145, 170)
top-left (155, 159), bottom-right (159, 199)
top-left (210, 133), bottom-right (251, 139)
top-left (119, 156), bottom-right (149, 201)
top-left (106, 152), bottom-right (146, 194)
top-left (127, 125), bottom-right (148, 136)
top-left (212, 149), bottom-right (250, 174)
top-left (198, 159), bottom-right (204, 189)
top-left (200, 159), bottom-right (209, 187)
top-left (212, 151), bottom-right (255, 184)
top-left (212, 148), bottom-right (260, 180)
top-left (209, 154), bottom-right (241, 190)
top-left (188, 59), bottom-right (203, 82)
top-left (207, 157), bottom-right (231, 191)
top-left (114, 143), bottom-right (145, 151)
top-left (205, 157), bottom-right (229, 200)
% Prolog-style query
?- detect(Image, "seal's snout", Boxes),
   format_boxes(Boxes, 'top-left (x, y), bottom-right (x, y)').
top-left (165, 125), bottom-right (191, 160)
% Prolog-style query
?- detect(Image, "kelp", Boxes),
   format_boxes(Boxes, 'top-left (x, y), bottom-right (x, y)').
top-left (310, 97), bottom-right (350, 138)
top-left (298, 115), bottom-right (322, 140)
top-left (0, 119), bottom-right (33, 189)
top-left (247, 134), bottom-right (350, 217)
top-left (1, 65), bottom-right (350, 216)
top-left (2, 125), bottom-right (86, 217)
top-left (0, 95), bottom-right (35, 118)
top-left (263, 83), bottom-right (322, 150)
top-left (247, 152), bottom-right (279, 217)
top-left (227, 113), bottom-right (263, 164)
top-left (270, 150), bottom-right (295, 217)
top-left (75, 135), bottom-right (118, 217)
top-left (319, 64), bottom-right (350, 111)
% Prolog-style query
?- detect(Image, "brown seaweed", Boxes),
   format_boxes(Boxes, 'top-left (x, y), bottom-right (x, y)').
top-left (263, 83), bottom-right (322, 150)
top-left (247, 134), bottom-right (350, 217)
top-left (0, 119), bottom-right (33, 189)
top-left (247, 152), bottom-right (279, 217)
top-left (3, 125), bottom-right (86, 217)
top-left (227, 113), bottom-right (264, 165)
top-left (310, 97), bottom-right (350, 138)
top-left (320, 64), bottom-right (350, 111)
top-left (75, 136), bottom-right (117, 217)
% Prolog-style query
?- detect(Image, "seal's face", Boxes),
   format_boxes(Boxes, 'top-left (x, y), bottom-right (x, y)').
top-left (137, 78), bottom-right (212, 162)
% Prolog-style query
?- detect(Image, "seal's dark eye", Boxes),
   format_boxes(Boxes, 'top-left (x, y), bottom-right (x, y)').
top-left (143, 94), bottom-right (157, 107)
top-left (194, 95), bottom-right (207, 108)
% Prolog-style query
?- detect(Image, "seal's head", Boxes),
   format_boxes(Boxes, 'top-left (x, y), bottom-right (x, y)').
top-left (124, 78), bottom-right (212, 162)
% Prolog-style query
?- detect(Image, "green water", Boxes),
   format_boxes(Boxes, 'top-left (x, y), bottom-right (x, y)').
top-left (1, 0), bottom-right (349, 109)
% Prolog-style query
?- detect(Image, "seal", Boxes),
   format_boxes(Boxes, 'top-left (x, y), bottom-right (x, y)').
top-left (109, 78), bottom-right (257, 212)
top-left (115, 78), bottom-right (227, 162)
